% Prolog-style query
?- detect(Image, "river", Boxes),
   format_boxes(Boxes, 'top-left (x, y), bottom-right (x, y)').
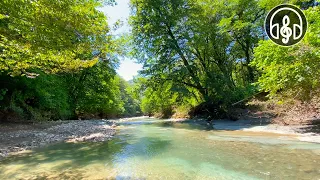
top-left (0, 118), bottom-right (319, 179)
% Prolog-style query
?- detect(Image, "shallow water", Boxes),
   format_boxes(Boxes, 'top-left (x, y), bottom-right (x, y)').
top-left (0, 118), bottom-right (320, 180)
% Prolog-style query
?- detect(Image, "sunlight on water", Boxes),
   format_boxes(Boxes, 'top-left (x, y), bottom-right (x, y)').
top-left (0, 119), bottom-right (319, 179)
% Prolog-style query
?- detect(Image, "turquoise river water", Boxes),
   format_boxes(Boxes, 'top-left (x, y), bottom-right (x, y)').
top-left (0, 118), bottom-right (320, 179)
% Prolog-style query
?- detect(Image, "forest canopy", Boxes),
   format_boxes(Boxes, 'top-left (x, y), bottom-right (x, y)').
top-left (0, 0), bottom-right (141, 121)
top-left (129, 0), bottom-right (319, 117)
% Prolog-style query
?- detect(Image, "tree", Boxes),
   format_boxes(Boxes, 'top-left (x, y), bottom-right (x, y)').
top-left (218, 0), bottom-right (266, 83)
top-left (129, 0), bottom-right (262, 111)
top-left (0, 0), bottom-right (140, 121)
top-left (0, 71), bottom-right (72, 121)
top-left (0, 0), bottom-right (114, 76)
top-left (67, 61), bottom-right (124, 118)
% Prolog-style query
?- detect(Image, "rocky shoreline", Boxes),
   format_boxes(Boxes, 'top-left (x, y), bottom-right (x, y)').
top-left (1, 116), bottom-right (319, 161)
top-left (0, 120), bottom-right (116, 160)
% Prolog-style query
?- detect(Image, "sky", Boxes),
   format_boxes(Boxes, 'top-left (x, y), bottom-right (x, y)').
top-left (99, 0), bottom-right (143, 81)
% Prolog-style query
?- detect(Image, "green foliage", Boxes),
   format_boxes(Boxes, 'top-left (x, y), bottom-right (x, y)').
top-left (140, 82), bottom-right (177, 117)
top-left (119, 78), bottom-right (142, 117)
top-left (1, 0), bottom-right (318, 121)
top-left (0, 0), bottom-right (141, 121)
top-left (129, 0), bottom-right (263, 116)
top-left (0, 0), bottom-right (113, 75)
top-left (0, 88), bottom-right (7, 101)
top-left (65, 61), bottom-right (122, 118)
top-left (0, 62), bottom-right (142, 121)
top-left (0, 72), bottom-right (72, 120)
top-left (251, 6), bottom-right (320, 101)
top-left (135, 77), bottom-right (199, 117)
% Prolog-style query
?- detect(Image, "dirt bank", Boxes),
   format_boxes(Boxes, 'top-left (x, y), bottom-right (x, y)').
top-left (0, 120), bottom-right (116, 159)
top-left (171, 116), bottom-right (320, 144)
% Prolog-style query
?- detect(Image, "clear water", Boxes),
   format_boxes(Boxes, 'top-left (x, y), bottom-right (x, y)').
top-left (0, 118), bottom-right (320, 180)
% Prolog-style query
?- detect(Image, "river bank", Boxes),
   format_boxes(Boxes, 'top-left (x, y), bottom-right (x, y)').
top-left (0, 120), bottom-right (116, 159)
top-left (170, 117), bottom-right (320, 144)
top-left (1, 116), bottom-right (319, 160)
top-left (1, 118), bottom-right (319, 180)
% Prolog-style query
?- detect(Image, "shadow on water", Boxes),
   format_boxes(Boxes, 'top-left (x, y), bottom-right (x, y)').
top-left (1, 119), bottom-right (320, 180)
top-left (0, 141), bottom-right (122, 172)
top-left (0, 131), bottom-right (171, 179)
top-left (299, 119), bottom-right (320, 134)
top-left (131, 118), bottom-right (275, 132)
top-left (118, 118), bottom-right (214, 130)
top-left (117, 117), bottom-right (274, 132)
top-left (118, 137), bottom-right (171, 160)
top-left (148, 121), bottom-right (215, 131)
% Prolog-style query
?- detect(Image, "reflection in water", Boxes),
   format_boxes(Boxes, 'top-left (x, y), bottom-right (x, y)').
top-left (0, 119), bottom-right (320, 179)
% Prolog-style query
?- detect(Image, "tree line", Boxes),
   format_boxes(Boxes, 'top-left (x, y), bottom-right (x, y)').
top-left (0, 0), bottom-right (141, 121)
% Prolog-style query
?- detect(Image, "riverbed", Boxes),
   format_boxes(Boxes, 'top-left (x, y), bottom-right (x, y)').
top-left (0, 118), bottom-right (319, 179)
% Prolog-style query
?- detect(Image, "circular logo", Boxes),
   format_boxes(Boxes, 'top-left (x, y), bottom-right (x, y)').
top-left (265, 4), bottom-right (307, 46)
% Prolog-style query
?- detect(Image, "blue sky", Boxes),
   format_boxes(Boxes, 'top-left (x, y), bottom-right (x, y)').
top-left (99, 0), bottom-right (143, 81)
